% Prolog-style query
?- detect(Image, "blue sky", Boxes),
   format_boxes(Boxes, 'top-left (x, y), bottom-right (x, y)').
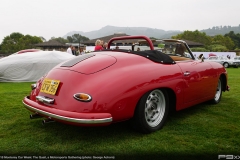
top-left (0, 0), bottom-right (240, 43)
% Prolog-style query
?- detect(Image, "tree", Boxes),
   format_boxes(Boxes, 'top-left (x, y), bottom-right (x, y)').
top-left (39, 36), bottom-right (46, 42)
top-left (206, 44), bottom-right (228, 52)
top-left (51, 37), bottom-right (69, 44)
top-left (172, 30), bottom-right (212, 46)
top-left (171, 30), bottom-right (237, 51)
top-left (191, 47), bottom-right (210, 52)
top-left (67, 34), bottom-right (89, 45)
top-left (211, 35), bottom-right (234, 50)
top-left (0, 32), bottom-right (42, 54)
top-left (225, 31), bottom-right (240, 49)
top-left (149, 37), bottom-right (157, 40)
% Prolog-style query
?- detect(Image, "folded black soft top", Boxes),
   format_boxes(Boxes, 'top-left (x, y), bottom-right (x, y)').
top-left (131, 50), bottom-right (176, 64)
top-left (62, 49), bottom-right (176, 67)
top-left (99, 49), bottom-right (176, 64)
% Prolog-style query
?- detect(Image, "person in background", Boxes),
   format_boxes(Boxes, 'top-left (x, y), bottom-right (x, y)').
top-left (79, 47), bottom-right (85, 55)
top-left (67, 45), bottom-right (72, 54)
top-left (94, 39), bottom-right (103, 51)
top-left (116, 46), bottom-right (119, 49)
top-left (72, 46), bottom-right (77, 56)
top-left (103, 42), bottom-right (108, 49)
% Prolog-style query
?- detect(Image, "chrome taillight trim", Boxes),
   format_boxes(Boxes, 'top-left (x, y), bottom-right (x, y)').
top-left (73, 93), bottom-right (92, 102)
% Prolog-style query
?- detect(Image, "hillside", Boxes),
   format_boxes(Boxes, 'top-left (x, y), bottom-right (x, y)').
top-left (201, 25), bottom-right (240, 36)
top-left (63, 25), bottom-right (182, 39)
top-left (63, 24), bottom-right (240, 40)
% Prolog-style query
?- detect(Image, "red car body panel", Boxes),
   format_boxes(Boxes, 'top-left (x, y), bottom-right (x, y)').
top-left (17, 49), bottom-right (41, 54)
top-left (23, 36), bottom-right (228, 127)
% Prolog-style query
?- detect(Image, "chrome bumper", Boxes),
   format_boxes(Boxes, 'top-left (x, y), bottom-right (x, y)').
top-left (22, 97), bottom-right (113, 125)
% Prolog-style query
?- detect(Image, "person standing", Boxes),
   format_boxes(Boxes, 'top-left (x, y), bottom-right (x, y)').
top-left (79, 47), bottom-right (85, 55)
top-left (72, 46), bottom-right (77, 56)
top-left (103, 42), bottom-right (108, 49)
top-left (94, 39), bottom-right (103, 51)
top-left (67, 45), bottom-right (72, 54)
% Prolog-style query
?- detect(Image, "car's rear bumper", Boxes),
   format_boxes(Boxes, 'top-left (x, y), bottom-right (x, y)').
top-left (22, 96), bottom-right (112, 126)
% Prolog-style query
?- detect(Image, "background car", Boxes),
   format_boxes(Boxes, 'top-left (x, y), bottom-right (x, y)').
top-left (205, 56), bottom-right (239, 68)
top-left (23, 36), bottom-right (229, 133)
top-left (0, 51), bottom-right (74, 82)
top-left (233, 56), bottom-right (240, 67)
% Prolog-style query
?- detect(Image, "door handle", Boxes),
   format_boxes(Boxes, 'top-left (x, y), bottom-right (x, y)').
top-left (184, 72), bottom-right (190, 76)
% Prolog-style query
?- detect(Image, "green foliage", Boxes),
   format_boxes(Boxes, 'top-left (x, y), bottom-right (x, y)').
top-left (172, 30), bottom-right (239, 50)
top-left (202, 25), bottom-right (240, 37)
top-left (211, 35), bottom-right (234, 50)
top-left (172, 30), bottom-right (212, 46)
top-left (51, 37), bottom-right (69, 44)
top-left (206, 44), bottom-right (228, 52)
top-left (0, 32), bottom-right (42, 54)
top-left (149, 37), bottom-right (157, 40)
top-left (190, 47), bottom-right (210, 52)
top-left (67, 34), bottom-right (90, 44)
top-left (225, 31), bottom-right (240, 49)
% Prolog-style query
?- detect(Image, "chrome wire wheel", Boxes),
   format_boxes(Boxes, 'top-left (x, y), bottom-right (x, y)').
top-left (214, 79), bottom-right (222, 102)
top-left (144, 90), bottom-right (166, 127)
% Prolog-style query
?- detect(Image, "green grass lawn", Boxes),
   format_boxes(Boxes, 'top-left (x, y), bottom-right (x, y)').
top-left (0, 68), bottom-right (239, 160)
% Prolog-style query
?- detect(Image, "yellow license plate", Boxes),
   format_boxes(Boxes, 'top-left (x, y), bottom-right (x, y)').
top-left (40, 78), bottom-right (60, 95)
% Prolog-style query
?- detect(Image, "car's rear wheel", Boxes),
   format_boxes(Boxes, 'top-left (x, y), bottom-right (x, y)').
top-left (132, 89), bottom-right (169, 133)
top-left (223, 62), bottom-right (229, 68)
top-left (210, 77), bottom-right (222, 104)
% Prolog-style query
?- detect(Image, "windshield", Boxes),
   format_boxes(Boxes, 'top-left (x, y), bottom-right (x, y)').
top-left (108, 36), bottom-right (194, 61)
top-left (132, 40), bottom-right (193, 60)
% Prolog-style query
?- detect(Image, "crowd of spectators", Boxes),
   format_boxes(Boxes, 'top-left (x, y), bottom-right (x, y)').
top-left (66, 39), bottom-right (108, 56)
top-left (94, 39), bottom-right (108, 51)
top-left (66, 45), bottom-right (87, 56)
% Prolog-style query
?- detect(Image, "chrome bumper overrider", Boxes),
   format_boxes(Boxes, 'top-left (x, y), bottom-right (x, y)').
top-left (22, 99), bottom-right (112, 124)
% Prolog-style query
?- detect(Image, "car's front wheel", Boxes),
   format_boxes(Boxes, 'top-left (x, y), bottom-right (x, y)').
top-left (210, 77), bottom-right (222, 104)
top-left (132, 89), bottom-right (169, 133)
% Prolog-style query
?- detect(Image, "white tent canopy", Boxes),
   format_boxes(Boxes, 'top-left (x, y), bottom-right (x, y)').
top-left (0, 51), bottom-right (74, 82)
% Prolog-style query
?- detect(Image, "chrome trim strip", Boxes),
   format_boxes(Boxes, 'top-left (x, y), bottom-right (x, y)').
top-left (36, 96), bottom-right (55, 104)
top-left (31, 84), bottom-right (37, 90)
top-left (22, 101), bottom-right (112, 124)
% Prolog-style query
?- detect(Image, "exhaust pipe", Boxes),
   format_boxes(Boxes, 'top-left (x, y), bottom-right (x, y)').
top-left (42, 118), bottom-right (55, 125)
top-left (30, 113), bottom-right (42, 119)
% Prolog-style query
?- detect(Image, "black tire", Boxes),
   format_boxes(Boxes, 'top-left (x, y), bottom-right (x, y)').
top-left (132, 89), bottom-right (169, 133)
top-left (210, 77), bottom-right (222, 104)
top-left (223, 62), bottom-right (229, 68)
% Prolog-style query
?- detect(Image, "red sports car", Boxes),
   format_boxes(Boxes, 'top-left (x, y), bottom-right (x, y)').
top-left (23, 36), bottom-right (229, 133)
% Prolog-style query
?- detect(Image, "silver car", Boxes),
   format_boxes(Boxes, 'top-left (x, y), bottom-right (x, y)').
top-left (205, 56), bottom-right (239, 68)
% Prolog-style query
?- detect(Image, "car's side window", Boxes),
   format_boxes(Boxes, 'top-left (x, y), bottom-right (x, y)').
top-left (169, 43), bottom-right (192, 61)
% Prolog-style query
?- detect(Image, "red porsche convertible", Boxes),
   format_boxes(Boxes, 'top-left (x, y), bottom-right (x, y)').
top-left (23, 36), bottom-right (229, 133)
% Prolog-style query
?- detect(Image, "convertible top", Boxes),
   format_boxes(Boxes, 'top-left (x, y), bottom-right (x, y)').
top-left (98, 49), bottom-right (176, 64)
top-left (61, 49), bottom-right (176, 68)
top-left (130, 50), bottom-right (176, 64)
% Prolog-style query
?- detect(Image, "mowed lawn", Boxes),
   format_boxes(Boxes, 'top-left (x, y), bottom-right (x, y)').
top-left (0, 68), bottom-right (239, 160)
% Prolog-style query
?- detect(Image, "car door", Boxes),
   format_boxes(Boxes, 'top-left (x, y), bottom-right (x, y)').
top-left (176, 60), bottom-right (215, 105)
